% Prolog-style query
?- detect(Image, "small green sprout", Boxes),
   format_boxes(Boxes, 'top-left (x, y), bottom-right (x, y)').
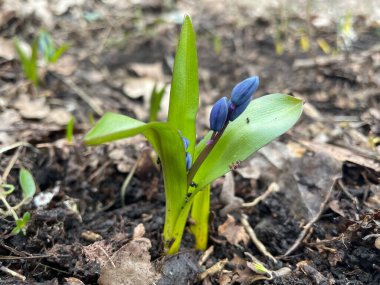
top-left (11, 212), bottom-right (31, 235)
top-left (38, 30), bottom-right (70, 64)
top-left (84, 15), bottom-right (303, 254)
top-left (14, 37), bottom-right (39, 87)
top-left (66, 116), bottom-right (75, 143)
top-left (14, 30), bottom-right (69, 88)
top-left (0, 168), bottom-right (36, 235)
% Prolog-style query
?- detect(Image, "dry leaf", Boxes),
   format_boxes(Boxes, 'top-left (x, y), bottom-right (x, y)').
top-left (63, 277), bottom-right (85, 285)
top-left (218, 215), bottom-right (249, 246)
top-left (49, 55), bottom-right (78, 76)
top-left (298, 139), bottom-right (380, 172)
top-left (0, 37), bottom-right (16, 60)
top-left (46, 108), bottom-right (71, 126)
top-left (328, 200), bottom-right (346, 217)
top-left (98, 238), bottom-right (160, 285)
top-left (129, 62), bottom-right (164, 81)
top-left (219, 172), bottom-right (243, 216)
top-left (14, 94), bottom-right (50, 119)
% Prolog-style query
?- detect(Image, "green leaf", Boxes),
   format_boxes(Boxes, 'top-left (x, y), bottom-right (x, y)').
top-left (194, 94), bottom-right (303, 190)
top-left (19, 168), bottom-right (36, 199)
top-left (38, 30), bottom-right (54, 62)
top-left (168, 15), bottom-right (199, 156)
top-left (14, 38), bottom-right (30, 68)
top-left (11, 226), bottom-right (21, 235)
top-left (14, 37), bottom-right (38, 87)
top-left (149, 84), bottom-right (166, 122)
top-left (11, 212), bottom-right (31, 235)
top-left (66, 115), bottom-right (75, 143)
top-left (49, 43), bottom-right (69, 63)
top-left (29, 38), bottom-right (39, 87)
top-left (189, 184), bottom-right (210, 250)
top-left (84, 112), bottom-right (188, 252)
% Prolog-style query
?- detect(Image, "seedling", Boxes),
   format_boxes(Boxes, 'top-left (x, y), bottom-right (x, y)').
top-left (84, 16), bottom-right (303, 254)
top-left (0, 168), bottom-right (36, 235)
top-left (14, 38), bottom-right (39, 87)
top-left (14, 30), bottom-right (69, 88)
top-left (66, 115), bottom-right (75, 143)
top-left (38, 30), bottom-right (70, 64)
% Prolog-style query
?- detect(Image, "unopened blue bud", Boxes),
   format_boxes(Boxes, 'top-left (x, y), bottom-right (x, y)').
top-left (210, 97), bottom-right (228, 131)
top-left (229, 96), bottom-right (252, 121)
top-left (185, 152), bottom-right (192, 171)
top-left (182, 136), bottom-right (190, 150)
top-left (230, 76), bottom-right (259, 106)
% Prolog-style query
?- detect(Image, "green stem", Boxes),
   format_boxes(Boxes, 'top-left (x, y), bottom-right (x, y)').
top-left (0, 194), bottom-right (19, 221)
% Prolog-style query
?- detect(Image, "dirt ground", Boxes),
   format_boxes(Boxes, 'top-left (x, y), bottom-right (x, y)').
top-left (0, 0), bottom-right (379, 284)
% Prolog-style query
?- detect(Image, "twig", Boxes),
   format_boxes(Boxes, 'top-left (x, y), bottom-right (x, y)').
top-left (99, 246), bottom-right (116, 269)
top-left (0, 266), bottom-right (26, 281)
top-left (0, 254), bottom-right (52, 260)
top-left (337, 179), bottom-right (359, 208)
top-left (120, 149), bottom-right (150, 207)
top-left (0, 147), bottom-right (22, 220)
top-left (0, 142), bottom-right (36, 154)
top-left (1, 146), bottom-right (21, 183)
top-left (241, 214), bottom-right (277, 263)
top-left (242, 182), bottom-right (279, 208)
top-left (282, 177), bottom-right (338, 257)
top-left (52, 73), bottom-right (104, 116)
top-left (198, 245), bottom-right (214, 266)
top-left (197, 258), bottom-right (228, 282)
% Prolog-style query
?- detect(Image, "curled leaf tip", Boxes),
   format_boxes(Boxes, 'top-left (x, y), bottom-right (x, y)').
top-left (210, 97), bottom-right (228, 131)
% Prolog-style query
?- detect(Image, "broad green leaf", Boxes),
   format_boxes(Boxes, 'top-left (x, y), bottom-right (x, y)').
top-left (84, 113), bottom-right (188, 250)
top-left (19, 168), bottom-right (36, 199)
top-left (168, 15), bottom-right (198, 156)
top-left (193, 94), bottom-right (303, 190)
top-left (190, 184), bottom-right (210, 250)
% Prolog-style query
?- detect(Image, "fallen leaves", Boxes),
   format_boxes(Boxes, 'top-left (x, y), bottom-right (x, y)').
top-left (14, 94), bottom-right (50, 120)
top-left (218, 215), bottom-right (249, 246)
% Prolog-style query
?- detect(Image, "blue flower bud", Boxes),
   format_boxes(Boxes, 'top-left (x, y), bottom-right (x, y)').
top-left (230, 76), bottom-right (259, 106)
top-left (185, 152), bottom-right (192, 171)
top-left (229, 96), bottom-right (252, 121)
top-left (210, 97), bottom-right (228, 131)
top-left (182, 136), bottom-right (190, 150)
